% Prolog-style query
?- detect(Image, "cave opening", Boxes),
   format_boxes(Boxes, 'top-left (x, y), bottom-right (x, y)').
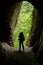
top-left (13, 1), bottom-right (34, 48)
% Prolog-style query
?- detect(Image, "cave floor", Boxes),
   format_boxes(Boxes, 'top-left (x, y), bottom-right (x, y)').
top-left (0, 43), bottom-right (40, 65)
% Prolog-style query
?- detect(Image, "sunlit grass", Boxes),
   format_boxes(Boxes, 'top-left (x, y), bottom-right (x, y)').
top-left (13, 1), bottom-right (34, 48)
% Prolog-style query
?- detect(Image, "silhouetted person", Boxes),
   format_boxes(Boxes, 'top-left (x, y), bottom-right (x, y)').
top-left (18, 32), bottom-right (25, 52)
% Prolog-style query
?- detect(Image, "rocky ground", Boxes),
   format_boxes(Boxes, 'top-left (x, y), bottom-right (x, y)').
top-left (0, 42), bottom-right (40, 65)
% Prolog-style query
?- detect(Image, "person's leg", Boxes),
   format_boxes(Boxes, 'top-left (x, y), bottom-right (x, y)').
top-left (19, 41), bottom-right (21, 52)
top-left (22, 42), bottom-right (24, 51)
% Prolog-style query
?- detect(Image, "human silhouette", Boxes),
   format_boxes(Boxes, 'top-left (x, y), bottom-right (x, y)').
top-left (18, 32), bottom-right (25, 52)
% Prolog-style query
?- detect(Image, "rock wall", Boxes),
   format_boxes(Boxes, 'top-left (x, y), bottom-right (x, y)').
top-left (0, 2), bottom-right (22, 46)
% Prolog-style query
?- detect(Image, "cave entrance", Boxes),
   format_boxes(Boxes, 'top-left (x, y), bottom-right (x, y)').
top-left (13, 1), bottom-right (34, 48)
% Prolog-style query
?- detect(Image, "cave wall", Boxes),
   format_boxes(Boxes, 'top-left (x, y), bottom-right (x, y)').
top-left (26, 8), bottom-right (43, 64)
top-left (26, 8), bottom-right (42, 47)
top-left (9, 2), bottom-right (22, 46)
top-left (0, 2), bottom-right (22, 46)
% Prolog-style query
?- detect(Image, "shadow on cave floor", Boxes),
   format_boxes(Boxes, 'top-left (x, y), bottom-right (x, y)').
top-left (0, 43), bottom-right (40, 65)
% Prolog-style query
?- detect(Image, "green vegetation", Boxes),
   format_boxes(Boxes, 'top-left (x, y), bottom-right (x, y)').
top-left (13, 1), bottom-right (34, 48)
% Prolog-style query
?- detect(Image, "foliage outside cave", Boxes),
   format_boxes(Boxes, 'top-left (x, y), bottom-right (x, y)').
top-left (13, 1), bottom-right (34, 48)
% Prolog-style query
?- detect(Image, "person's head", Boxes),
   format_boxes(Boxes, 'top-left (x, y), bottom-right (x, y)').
top-left (19, 32), bottom-right (23, 36)
top-left (20, 32), bottom-right (23, 34)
